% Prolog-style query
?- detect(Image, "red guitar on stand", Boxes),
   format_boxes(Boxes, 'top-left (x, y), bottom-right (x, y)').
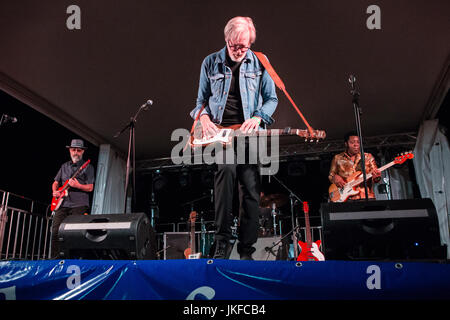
top-left (297, 202), bottom-right (325, 261)
top-left (50, 159), bottom-right (91, 211)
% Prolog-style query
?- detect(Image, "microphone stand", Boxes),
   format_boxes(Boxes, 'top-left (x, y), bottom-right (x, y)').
top-left (271, 175), bottom-right (304, 259)
top-left (349, 75), bottom-right (369, 201)
top-left (114, 100), bottom-right (152, 213)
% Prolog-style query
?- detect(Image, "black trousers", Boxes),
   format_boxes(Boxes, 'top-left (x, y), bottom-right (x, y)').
top-left (50, 206), bottom-right (89, 259)
top-left (214, 163), bottom-right (261, 255)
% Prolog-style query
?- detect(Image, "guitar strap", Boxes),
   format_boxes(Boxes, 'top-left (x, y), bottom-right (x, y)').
top-left (189, 103), bottom-right (206, 136)
top-left (184, 102), bottom-right (206, 151)
top-left (253, 51), bottom-right (314, 136)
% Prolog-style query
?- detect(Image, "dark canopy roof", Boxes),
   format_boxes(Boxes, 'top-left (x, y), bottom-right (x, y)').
top-left (1, 1), bottom-right (449, 160)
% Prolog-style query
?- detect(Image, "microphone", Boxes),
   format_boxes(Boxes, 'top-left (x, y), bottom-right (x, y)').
top-left (141, 99), bottom-right (153, 110)
top-left (1, 114), bottom-right (18, 123)
top-left (348, 74), bottom-right (356, 84)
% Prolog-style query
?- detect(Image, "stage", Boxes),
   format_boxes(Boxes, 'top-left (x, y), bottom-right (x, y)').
top-left (0, 259), bottom-right (449, 300)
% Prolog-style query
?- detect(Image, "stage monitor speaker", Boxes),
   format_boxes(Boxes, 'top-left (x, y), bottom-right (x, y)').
top-left (320, 198), bottom-right (447, 261)
top-left (58, 212), bottom-right (157, 260)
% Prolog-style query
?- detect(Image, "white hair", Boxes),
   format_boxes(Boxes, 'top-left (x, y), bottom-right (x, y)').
top-left (224, 16), bottom-right (256, 44)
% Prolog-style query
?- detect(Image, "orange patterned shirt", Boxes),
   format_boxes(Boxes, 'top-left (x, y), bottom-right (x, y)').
top-left (328, 151), bottom-right (380, 200)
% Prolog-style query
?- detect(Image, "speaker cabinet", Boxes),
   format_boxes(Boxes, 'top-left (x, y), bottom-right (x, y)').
top-left (320, 198), bottom-right (447, 261)
top-left (163, 231), bottom-right (215, 259)
top-left (58, 212), bottom-right (156, 259)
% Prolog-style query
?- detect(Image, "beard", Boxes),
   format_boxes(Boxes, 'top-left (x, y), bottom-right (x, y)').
top-left (71, 154), bottom-right (82, 163)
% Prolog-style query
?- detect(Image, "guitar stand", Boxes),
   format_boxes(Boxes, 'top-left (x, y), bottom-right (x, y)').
top-left (156, 245), bottom-right (171, 260)
top-left (181, 192), bottom-right (215, 257)
top-left (264, 224), bottom-right (302, 260)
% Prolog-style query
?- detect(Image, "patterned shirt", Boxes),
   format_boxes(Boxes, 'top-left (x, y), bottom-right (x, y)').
top-left (328, 151), bottom-right (379, 200)
top-left (54, 159), bottom-right (95, 208)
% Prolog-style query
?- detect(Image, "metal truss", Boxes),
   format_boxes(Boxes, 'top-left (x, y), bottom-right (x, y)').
top-left (278, 131), bottom-right (418, 159)
top-left (136, 132), bottom-right (417, 172)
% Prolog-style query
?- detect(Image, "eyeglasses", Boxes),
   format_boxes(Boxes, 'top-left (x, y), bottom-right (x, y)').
top-left (227, 41), bottom-right (250, 52)
top-left (69, 148), bottom-right (84, 153)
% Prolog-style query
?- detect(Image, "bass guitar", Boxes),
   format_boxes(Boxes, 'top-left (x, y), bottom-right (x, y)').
top-left (50, 159), bottom-right (91, 211)
top-left (184, 211), bottom-right (201, 259)
top-left (190, 124), bottom-right (326, 148)
top-left (328, 152), bottom-right (414, 203)
top-left (297, 201), bottom-right (325, 261)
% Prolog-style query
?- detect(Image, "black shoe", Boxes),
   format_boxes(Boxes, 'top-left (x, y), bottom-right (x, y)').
top-left (240, 253), bottom-right (254, 260)
top-left (213, 241), bottom-right (227, 259)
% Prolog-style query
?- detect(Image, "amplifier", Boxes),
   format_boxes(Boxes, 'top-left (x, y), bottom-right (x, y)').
top-left (320, 198), bottom-right (447, 260)
top-left (58, 212), bottom-right (157, 259)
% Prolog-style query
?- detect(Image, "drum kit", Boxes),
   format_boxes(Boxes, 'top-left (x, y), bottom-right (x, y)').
top-left (258, 193), bottom-right (289, 237)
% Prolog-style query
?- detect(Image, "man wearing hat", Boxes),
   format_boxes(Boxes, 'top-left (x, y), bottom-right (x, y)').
top-left (50, 139), bottom-right (95, 258)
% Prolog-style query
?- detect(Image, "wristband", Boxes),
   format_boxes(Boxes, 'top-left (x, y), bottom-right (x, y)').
top-left (251, 116), bottom-right (262, 125)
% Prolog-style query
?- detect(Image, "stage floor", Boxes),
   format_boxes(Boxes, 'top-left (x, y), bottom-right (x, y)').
top-left (0, 259), bottom-right (449, 300)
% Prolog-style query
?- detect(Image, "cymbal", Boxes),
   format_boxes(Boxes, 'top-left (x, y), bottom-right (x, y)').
top-left (260, 193), bottom-right (288, 208)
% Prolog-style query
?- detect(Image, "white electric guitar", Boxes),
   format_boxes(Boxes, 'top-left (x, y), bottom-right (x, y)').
top-left (328, 152), bottom-right (414, 202)
top-left (190, 124), bottom-right (326, 148)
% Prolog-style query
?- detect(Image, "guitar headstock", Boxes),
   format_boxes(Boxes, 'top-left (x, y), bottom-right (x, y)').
top-left (297, 129), bottom-right (326, 142)
top-left (302, 201), bottom-right (309, 213)
top-left (394, 151), bottom-right (414, 164)
top-left (81, 159), bottom-right (91, 169)
top-left (189, 211), bottom-right (197, 223)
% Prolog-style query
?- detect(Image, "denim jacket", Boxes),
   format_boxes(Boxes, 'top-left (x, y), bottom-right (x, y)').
top-left (190, 47), bottom-right (278, 127)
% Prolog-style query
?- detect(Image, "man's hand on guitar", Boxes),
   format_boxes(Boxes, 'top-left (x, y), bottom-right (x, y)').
top-left (200, 114), bottom-right (219, 138)
top-left (372, 168), bottom-right (381, 181)
top-left (240, 116), bottom-right (261, 134)
top-left (68, 178), bottom-right (81, 189)
top-left (333, 175), bottom-right (346, 189)
top-left (52, 190), bottom-right (62, 198)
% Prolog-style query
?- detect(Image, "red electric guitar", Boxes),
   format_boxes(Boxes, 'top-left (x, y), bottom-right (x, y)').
top-left (50, 159), bottom-right (91, 211)
top-left (297, 202), bottom-right (325, 261)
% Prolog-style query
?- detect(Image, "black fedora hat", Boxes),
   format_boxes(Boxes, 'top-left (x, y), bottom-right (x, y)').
top-left (66, 139), bottom-right (87, 149)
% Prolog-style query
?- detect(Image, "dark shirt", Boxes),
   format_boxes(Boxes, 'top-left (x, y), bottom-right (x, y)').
top-left (54, 159), bottom-right (95, 208)
top-left (221, 53), bottom-right (245, 126)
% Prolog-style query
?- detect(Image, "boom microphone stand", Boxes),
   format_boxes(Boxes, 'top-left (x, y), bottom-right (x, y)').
top-left (114, 99), bottom-right (153, 213)
top-left (349, 75), bottom-right (369, 200)
top-left (270, 175), bottom-right (304, 259)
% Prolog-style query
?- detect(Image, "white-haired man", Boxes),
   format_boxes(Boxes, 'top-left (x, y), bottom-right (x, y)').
top-left (190, 16), bottom-right (278, 260)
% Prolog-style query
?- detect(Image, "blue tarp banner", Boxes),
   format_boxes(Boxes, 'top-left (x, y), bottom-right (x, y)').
top-left (0, 259), bottom-right (449, 300)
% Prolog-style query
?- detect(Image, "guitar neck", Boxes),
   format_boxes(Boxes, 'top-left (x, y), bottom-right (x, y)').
top-left (236, 128), bottom-right (307, 138)
top-left (190, 223), bottom-right (196, 253)
top-left (304, 211), bottom-right (312, 246)
top-left (72, 161), bottom-right (89, 179)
